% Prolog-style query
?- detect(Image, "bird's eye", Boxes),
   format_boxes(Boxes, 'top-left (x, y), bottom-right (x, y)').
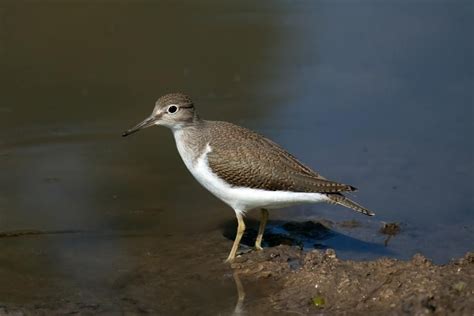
top-left (167, 105), bottom-right (178, 114)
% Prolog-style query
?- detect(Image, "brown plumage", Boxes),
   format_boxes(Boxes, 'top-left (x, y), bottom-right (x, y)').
top-left (205, 121), bottom-right (354, 193)
top-left (200, 121), bottom-right (374, 216)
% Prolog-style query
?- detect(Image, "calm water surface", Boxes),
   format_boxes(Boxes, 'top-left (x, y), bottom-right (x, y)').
top-left (0, 0), bottom-right (472, 314)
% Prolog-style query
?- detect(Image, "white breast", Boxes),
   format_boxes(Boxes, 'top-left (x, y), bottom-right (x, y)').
top-left (173, 130), bottom-right (329, 213)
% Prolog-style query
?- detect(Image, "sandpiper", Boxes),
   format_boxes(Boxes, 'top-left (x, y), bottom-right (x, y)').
top-left (123, 93), bottom-right (375, 262)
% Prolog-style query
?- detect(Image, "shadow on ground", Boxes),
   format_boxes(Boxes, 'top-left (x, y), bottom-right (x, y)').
top-left (221, 219), bottom-right (393, 258)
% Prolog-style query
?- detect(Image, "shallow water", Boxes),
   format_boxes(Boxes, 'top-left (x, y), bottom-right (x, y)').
top-left (0, 0), bottom-right (472, 314)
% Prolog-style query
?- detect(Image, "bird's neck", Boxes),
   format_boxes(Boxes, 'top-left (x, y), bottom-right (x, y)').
top-left (172, 120), bottom-right (209, 162)
top-left (170, 115), bottom-right (204, 132)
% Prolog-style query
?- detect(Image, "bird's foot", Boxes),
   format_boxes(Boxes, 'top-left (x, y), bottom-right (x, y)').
top-left (237, 245), bottom-right (252, 255)
top-left (225, 246), bottom-right (253, 263)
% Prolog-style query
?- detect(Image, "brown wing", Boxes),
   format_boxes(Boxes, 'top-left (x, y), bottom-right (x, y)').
top-left (206, 121), bottom-right (356, 193)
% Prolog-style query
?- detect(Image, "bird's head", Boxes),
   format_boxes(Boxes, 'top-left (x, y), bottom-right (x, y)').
top-left (122, 93), bottom-right (198, 137)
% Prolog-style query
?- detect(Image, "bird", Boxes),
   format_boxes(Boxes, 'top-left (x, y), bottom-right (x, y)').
top-left (122, 93), bottom-right (375, 262)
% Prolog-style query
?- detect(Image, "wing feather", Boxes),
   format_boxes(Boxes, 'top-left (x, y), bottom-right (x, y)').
top-left (205, 122), bottom-right (355, 193)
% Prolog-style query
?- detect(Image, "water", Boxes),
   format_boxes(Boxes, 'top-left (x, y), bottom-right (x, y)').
top-left (0, 0), bottom-right (472, 314)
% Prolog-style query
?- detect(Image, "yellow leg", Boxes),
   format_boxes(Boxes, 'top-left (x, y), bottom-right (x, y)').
top-left (255, 208), bottom-right (269, 250)
top-left (226, 212), bottom-right (246, 263)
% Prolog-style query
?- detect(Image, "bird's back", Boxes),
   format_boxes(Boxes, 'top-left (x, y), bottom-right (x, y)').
top-left (197, 120), bottom-right (356, 194)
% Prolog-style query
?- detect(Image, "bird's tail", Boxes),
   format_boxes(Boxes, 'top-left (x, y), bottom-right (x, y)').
top-left (327, 194), bottom-right (375, 216)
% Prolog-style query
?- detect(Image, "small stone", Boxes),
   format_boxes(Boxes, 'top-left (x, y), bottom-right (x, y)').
top-left (260, 271), bottom-right (272, 278)
top-left (324, 249), bottom-right (337, 259)
top-left (312, 296), bottom-right (325, 308)
top-left (453, 281), bottom-right (467, 292)
top-left (412, 254), bottom-right (431, 266)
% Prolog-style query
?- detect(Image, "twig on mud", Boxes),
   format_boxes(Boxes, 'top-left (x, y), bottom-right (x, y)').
top-left (380, 222), bottom-right (401, 246)
top-left (0, 229), bottom-right (82, 238)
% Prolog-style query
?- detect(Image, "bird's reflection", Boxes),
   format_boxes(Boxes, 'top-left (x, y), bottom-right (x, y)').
top-left (232, 270), bottom-right (246, 315)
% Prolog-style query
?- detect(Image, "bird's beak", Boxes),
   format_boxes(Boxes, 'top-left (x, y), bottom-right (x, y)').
top-left (122, 115), bottom-right (157, 137)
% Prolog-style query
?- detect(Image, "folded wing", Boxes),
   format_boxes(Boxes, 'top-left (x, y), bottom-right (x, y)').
top-left (206, 122), bottom-right (356, 193)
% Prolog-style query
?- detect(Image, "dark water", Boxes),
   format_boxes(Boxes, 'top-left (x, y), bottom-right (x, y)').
top-left (0, 0), bottom-right (472, 314)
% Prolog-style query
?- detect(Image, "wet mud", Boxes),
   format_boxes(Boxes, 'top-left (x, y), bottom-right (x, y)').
top-left (0, 221), bottom-right (472, 315)
top-left (232, 247), bottom-right (474, 315)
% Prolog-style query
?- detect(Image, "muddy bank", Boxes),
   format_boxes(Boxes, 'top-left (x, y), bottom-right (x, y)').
top-left (232, 246), bottom-right (474, 315)
top-left (0, 225), bottom-right (472, 315)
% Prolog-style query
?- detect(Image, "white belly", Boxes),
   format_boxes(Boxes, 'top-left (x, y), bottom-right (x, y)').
top-left (174, 132), bottom-right (329, 213)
